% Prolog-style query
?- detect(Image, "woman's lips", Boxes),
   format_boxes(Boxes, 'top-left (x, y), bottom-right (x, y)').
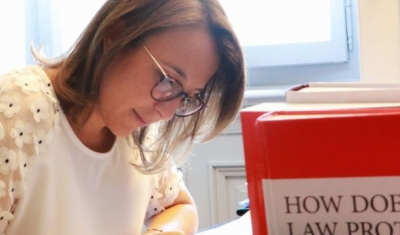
top-left (133, 109), bottom-right (147, 127)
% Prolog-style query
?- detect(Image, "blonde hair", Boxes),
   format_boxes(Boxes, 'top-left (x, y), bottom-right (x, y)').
top-left (34, 0), bottom-right (246, 173)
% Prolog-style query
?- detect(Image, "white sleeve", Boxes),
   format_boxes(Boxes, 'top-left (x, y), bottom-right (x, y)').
top-left (145, 165), bottom-right (185, 220)
top-left (0, 67), bottom-right (58, 234)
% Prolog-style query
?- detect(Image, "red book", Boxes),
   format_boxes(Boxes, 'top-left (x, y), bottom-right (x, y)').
top-left (241, 105), bottom-right (271, 235)
top-left (240, 103), bottom-right (400, 235)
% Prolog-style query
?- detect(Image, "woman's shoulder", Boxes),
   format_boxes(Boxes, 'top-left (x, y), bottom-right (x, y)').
top-left (0, 65), bottom-right (61, 149)
top-left (0, 65), bottom-right (59, 112)
top-left (1, 66), bottom-right (57, 101)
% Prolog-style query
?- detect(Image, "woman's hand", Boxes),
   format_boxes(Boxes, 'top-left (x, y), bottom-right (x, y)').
top-left (145, 188), bottom-right (198, 235)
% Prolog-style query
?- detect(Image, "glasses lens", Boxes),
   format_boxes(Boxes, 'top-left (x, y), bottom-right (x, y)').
top-left (175, 97), bottom-right (205, 117)
top-left (152, 76), bottom-right (183, 101)
top-left (151, 76), bottom-right (206, 117)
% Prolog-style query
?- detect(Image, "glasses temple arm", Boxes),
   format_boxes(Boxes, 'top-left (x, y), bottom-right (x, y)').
top-left (141, 43), bottom-right (168, 78)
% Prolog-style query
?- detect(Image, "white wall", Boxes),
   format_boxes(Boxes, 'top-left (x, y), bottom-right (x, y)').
top-left (358, 0), bottom-right (400, 82)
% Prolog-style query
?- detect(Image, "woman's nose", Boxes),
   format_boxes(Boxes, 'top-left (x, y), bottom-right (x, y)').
top-left (155, 98), bottom-right (182, 121)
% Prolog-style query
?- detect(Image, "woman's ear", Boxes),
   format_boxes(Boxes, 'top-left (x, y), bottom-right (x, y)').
top-left (103, 20), bottom-right (125, 52)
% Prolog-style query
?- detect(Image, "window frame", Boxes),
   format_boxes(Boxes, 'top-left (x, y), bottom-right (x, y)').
top-left (246, 0), bottom-right (359, 91)
top-left (3, 0), bottom-right (359, 93)
top-left (234, 0), bottom-right (349, 67)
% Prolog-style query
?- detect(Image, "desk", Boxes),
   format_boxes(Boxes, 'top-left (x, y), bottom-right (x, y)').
top-left (196, 212), bottom-right (253, 235)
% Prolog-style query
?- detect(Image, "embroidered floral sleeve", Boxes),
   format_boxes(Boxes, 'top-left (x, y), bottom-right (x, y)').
top-left (0, 66), bottom-right (58, 234)
top-left (145, 165), bottom-right (185, 220)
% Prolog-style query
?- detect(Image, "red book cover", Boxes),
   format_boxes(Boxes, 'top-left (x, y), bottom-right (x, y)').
top-left (250, 106), bottom-right (400, 234)
top-left (240, 106), bottom-right (271, 235)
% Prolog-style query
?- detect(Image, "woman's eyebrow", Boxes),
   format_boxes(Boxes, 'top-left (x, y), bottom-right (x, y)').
top-left (165, 62), bottom-right (206, 92)
top-left (165, 62), bottom-right (187, 81)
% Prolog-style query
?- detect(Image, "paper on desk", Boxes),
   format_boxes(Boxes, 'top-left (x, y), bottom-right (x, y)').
top-left (196, 212), bottom-right (252, 235)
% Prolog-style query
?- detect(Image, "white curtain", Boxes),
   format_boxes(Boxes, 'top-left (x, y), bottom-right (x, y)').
top-left (0, 0), bottom-right (106, 74)
top-left (0, 1), bottom-right (27, 73)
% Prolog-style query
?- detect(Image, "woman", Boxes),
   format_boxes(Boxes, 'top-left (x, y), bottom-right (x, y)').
top-left (0, 0), bottom-right (245, 234)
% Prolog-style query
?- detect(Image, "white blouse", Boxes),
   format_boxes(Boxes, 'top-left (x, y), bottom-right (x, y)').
top-left (0, 66), bottom-right (183, 235)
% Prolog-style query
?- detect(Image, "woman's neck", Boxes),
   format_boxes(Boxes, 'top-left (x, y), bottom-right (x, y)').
top-left (65, 109), bottom-right (116, 153)
top-left (45, 67), bottom-right (116, 153)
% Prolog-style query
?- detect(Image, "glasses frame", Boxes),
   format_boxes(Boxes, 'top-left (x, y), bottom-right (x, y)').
top-left (141, 43), bottom-right (207, 117)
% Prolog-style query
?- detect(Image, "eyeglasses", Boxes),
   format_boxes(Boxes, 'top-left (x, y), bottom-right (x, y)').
top-left (141, 43), bottom-right (207, 117)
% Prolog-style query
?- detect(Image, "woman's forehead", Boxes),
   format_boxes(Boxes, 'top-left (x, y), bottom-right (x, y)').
top-left (143, 25), bottom-right (219, 89)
